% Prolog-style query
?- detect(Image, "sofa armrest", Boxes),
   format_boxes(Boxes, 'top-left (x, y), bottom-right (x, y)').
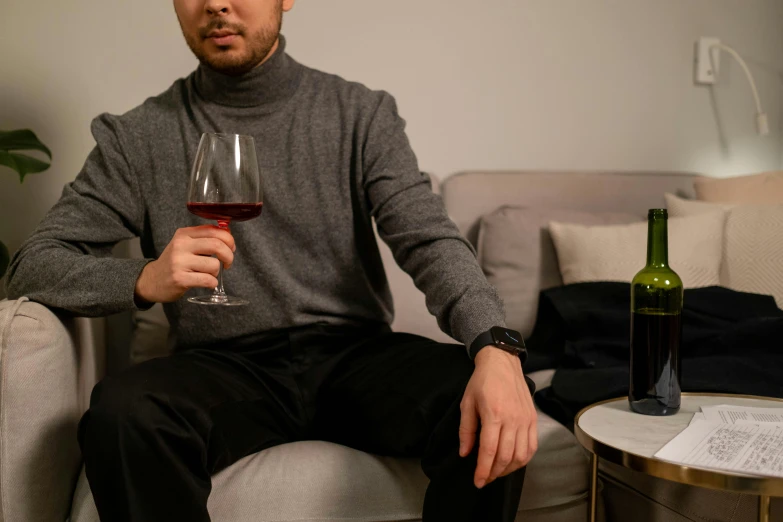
top-left (0, 298), bottom-right (106, 522)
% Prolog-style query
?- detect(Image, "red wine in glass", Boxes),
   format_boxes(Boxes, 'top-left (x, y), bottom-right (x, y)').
top-left (187, 202), bottom-right (263, 224)
top-left (186, 133), bottom-right (263, 306)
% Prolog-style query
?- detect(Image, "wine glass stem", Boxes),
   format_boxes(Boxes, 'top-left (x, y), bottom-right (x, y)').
top-left (212, 221), bottom-right (230, 301)
top-left (214, 265), bottom-right (226, 299)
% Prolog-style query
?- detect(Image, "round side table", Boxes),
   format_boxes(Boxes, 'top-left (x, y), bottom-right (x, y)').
top-left (575, 393), bottom-right (783, 522)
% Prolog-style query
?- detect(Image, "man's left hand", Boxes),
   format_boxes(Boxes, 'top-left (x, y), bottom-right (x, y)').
top-left (458, 347), bottom-right (538, 489)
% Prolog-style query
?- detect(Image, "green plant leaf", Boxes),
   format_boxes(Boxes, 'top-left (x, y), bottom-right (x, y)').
top-left (0, 130), bottom-right (52, 158)
top-left (0, 151), bottom-right (51, 182)
top-left (0, 129), bottom-right (52, 182)
top-left (0, 240), bottom-right (9, 281)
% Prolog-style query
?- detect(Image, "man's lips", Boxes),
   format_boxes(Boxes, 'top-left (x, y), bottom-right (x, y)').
top-left (206, 30), bottom-right (239, 46)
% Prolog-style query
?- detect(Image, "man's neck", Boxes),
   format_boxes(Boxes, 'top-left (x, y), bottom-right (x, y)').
top-left (192, 34), bottom-right (302, 109)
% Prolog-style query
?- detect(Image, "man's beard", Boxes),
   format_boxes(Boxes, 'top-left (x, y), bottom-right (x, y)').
top-left (183, 6), bottom-right (283, 77)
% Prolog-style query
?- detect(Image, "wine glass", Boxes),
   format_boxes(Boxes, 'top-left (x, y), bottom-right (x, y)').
top-left (186, 132), bottom-right (263, 306)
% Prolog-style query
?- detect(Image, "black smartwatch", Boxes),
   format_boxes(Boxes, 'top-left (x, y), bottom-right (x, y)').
top-left (470, 326), bottom-right (528, 364)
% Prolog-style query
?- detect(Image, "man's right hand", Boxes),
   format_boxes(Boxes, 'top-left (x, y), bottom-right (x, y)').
top-left (134, 225), bottom-right (236, 304)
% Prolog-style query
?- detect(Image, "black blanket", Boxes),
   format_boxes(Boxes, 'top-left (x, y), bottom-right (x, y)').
top-left (527, 283), bottom-right (783, 429)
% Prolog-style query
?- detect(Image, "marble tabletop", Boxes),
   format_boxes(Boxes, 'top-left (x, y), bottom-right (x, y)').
top-left (577, 394), bottom-right (783, 458)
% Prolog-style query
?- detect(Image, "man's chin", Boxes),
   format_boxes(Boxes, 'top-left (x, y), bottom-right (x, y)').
top-left (201, 51), bottom-right (258, 77)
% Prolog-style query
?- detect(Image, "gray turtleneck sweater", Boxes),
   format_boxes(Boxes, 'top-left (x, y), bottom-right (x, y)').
top-left (6, 37), bottom-right (506, 351)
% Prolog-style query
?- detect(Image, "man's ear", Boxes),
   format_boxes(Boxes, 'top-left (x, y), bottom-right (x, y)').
top-left (282, 0), bottom-right (295, 13)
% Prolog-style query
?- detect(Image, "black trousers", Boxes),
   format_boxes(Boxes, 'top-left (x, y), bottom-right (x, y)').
top-left (78, 324), bottom-right (533, 522)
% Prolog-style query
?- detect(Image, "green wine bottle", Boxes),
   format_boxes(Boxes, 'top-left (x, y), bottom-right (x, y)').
top-left (629, 209), bottom-right (683, 416)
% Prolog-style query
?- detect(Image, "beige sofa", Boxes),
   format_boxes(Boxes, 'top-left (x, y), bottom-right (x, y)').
top-left (3, 170), bottom-right (775, 522)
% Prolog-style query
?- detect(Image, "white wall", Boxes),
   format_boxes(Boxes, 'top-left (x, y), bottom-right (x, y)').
top-left (286, 1), bottom-right (783, 179)
top-left (1, 0), bottom-right (782, 260)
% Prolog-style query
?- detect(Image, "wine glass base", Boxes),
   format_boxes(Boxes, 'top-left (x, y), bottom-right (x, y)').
top-left (187, 295), bottom-right (249, 306)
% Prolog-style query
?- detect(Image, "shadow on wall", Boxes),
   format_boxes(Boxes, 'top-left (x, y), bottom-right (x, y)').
top-left (708, 85), bottom-right (731, 160)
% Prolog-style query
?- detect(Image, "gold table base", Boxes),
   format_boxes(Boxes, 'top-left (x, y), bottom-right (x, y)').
top-left (587, 454), bottom-right (772, 522)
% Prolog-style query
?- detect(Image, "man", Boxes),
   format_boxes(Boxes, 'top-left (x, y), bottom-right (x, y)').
top-left (6, 1), bottom-right (537, 521)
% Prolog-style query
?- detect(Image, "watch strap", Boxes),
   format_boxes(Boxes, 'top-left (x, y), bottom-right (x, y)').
top-left (469, 330), bottom-right (497, 359)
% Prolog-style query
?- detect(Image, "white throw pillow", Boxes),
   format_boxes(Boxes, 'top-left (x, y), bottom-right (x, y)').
top-left (666, 193), bottom-right (783, 308)
top-left (549, 211), bottom-right (726, 288)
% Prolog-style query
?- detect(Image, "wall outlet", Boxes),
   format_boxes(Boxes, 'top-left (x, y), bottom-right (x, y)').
top-left (694, 37), bottom-right (721, 85)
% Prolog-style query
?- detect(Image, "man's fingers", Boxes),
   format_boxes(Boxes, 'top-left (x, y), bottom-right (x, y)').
top-left (189, 238), bottom-right (235, 268)
top-left (171, 271), bottom-right (218, 294)
top-left (189, 272), bottom-right (219, 289)
top-left (502, 425), bottom-right (530, 477)
top-left (181, 225), bottom-right (236, 251)
top-left (458, 399), bottom-right (478, 457)
top-left (185, 255), bottom-right (221, 277)
top-left (474, 420), bottom-right (500, 489)
top-left (488, 425), bottom-right (517, 483)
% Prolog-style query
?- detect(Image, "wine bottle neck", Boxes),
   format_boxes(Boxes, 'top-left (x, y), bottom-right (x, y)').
top-left (646, 212), bottom-right (669, 268)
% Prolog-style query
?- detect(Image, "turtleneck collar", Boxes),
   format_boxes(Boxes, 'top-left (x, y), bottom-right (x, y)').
top-left (193, 34), bottom-right (302, 109)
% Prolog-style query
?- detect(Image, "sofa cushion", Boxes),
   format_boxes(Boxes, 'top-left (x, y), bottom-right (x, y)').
top-left (70, 369), bottom-right (588, 522)
top-left (477, 206), bottom-right (639, 338)
top-left (71, 442), bottom-right (426, 522)
top-left (549, 211), bottom-right (726, 288)
top-left (666, 194), bottom-right (783, 308)
top-left (695, 171), bottom-right (783, 205)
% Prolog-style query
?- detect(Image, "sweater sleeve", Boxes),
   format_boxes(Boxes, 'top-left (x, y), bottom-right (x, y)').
top-left (5, 114), bottom-right (152, 316)
top-left (362, 92), bottom-right (506, 351)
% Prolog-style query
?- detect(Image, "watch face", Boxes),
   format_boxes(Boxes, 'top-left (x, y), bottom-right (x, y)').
top-left (490, 327), bottom-right (525, 349)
